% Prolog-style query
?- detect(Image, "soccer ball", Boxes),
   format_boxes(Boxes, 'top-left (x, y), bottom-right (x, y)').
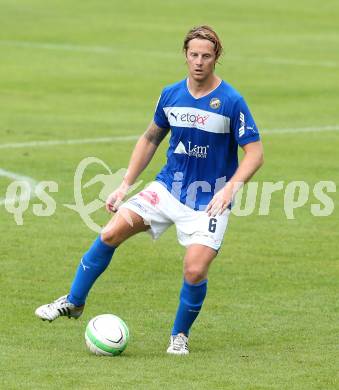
top-left (85, 314), bottom-right (129, 356)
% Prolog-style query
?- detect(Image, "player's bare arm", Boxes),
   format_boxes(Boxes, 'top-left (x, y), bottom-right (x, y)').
top-left (143, 120), bottom-right (170, 146)
top-left (206, 140), bottom-right (264, 216)
top-left (106, 121), bottom-right (169, 212)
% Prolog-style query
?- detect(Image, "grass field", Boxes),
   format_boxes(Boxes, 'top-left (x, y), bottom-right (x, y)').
top-left (0, 0), bottom-right (338, 389)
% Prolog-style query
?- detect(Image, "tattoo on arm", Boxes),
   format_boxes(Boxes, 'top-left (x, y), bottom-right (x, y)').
top-left (143, 121), bottom-right (170, 146)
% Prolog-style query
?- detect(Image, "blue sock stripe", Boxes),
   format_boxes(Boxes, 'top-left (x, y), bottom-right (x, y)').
top-left (180, 298), bottom-right (203, 308)
top-left (183, 278), bottom-right (208, 287)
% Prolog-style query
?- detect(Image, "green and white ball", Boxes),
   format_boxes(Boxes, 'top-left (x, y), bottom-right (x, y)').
top-left (85, 314), bottom-right (129, 356)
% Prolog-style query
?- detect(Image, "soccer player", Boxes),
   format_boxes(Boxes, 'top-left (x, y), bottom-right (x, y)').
top-left (35, 26), bottom-right (264, 355)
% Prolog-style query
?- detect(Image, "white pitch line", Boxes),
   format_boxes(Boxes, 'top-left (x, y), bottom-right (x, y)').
top-left (0, 40), bottom-right (177, 59)
top-left (0, 40), bottom-right (119, 54)
top-left (0, 169), bottom-right (38, 206)
top-left (0, 40), bottom-right (338, 68)
top-left (0, 125), bottom-right (338, 150)
top-left (231, 55), bottom-right (339, 69)
top-left (0, 135), bottom-right (139, 150)
top-left (261, 125), bottom-right (339, 134)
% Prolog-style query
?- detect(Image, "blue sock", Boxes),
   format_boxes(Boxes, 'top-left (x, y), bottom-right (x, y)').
top-left (172, 279), bottom-right (208, 336)
top-left (68, 236), bottom-right (116, 306)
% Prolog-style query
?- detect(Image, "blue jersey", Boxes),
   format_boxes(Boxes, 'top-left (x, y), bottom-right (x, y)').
top-left (153, 78), bottom-right (260, 210)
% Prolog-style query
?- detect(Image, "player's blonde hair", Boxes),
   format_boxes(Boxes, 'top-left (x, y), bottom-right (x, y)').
top-left (183, 25), bottom-right (223, 61)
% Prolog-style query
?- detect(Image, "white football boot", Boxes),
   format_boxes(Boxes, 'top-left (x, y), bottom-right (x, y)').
top-left (35, 295), bottom-right (84, 322)
top-left (166, 333), bottom-right (189, 355)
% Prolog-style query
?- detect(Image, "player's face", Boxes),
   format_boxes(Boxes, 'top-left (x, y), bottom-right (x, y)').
top-left (186, 38), bottom-right (217, 82)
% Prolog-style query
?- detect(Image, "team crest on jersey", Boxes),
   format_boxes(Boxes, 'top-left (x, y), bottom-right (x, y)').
top-left (209, 98), bottom-right (221, 109)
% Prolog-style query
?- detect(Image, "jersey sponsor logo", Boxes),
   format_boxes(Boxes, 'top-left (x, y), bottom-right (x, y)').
top-left (170, 111), bottom-right (209, 126)
top-left (239, 112), bottom-right (245, 137)
top-left (164, 107), bottom-right (230, 134)
top-left (174, 141), bottom-right (209, 158)
top-left (209, 97), bottom-right (221, 109)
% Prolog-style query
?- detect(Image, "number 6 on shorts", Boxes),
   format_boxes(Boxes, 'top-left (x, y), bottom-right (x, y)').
top-left (208, 218), bottom-right (217, 233)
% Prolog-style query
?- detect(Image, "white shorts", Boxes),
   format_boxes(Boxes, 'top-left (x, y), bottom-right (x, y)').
top-left (120, 181), bottom-right (230, 251)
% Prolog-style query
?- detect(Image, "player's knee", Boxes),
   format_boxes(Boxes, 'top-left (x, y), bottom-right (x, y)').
top-left (184, 265), bottom-right (206, 284)
top-left (101, 225), bottom-right (125, 247)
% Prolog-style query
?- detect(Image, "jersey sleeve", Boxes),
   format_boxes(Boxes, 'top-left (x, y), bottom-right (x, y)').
top-left (153, 89), bottom-right (170, 129)
top-left (231, 97), bottom-right (260, 146)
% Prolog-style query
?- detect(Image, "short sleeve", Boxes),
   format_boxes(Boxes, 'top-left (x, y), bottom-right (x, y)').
top-left (231, 97), bottom-right (260, 146)
top-left (153, 90), bottom-right (170, 129)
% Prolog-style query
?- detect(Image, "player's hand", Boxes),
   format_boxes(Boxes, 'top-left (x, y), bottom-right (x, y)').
top-left (105, 181), bottom-right (130, 213)
top-left (206, 183), bottom-right (234, 217)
